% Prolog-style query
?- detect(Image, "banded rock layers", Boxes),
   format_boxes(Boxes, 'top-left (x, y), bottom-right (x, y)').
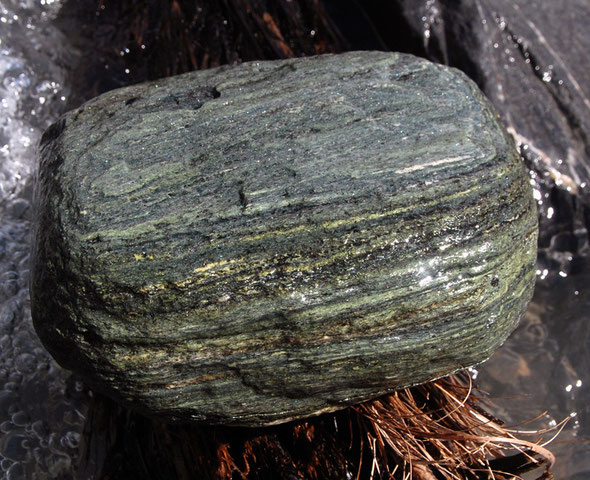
top-left (31, 51), bottom-right (537, 426)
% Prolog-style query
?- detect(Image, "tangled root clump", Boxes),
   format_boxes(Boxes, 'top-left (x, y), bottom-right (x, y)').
top-left (80, 371), bottom-right (561, 479)
top-left (216, 371), bottom-right (559, 480)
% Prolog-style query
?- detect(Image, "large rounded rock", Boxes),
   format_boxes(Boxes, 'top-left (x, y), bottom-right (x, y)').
top-left (31, 51), bottom-right (537, 426)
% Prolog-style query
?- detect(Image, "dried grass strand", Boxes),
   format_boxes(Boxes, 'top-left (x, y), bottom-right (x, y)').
top-left (351, 371), bottom-right (558, 479)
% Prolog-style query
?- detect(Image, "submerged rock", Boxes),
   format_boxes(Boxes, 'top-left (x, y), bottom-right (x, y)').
top-left (31, 51), bottom-right (537, 426)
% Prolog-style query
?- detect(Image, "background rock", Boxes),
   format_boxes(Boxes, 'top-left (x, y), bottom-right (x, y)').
top-left (389, 0), bottom-right (590, 258)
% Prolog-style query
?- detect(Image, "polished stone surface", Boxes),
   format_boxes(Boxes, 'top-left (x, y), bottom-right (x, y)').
top-left (31, 51), bottom-right (537, 426)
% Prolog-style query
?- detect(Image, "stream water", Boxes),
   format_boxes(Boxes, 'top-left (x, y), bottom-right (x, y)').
top-left (0, 1), bottom-right (588, 479)
top-left (0, 1), bottom-right (86, 478)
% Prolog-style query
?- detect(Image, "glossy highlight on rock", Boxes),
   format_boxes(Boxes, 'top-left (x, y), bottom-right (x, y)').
top-left (30, 51), bottom-right (537, 426)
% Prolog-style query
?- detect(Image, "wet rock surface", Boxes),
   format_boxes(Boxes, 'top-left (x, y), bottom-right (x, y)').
top-left (391, 0), bottom-right (590, 259)
top-left (393, 0), bottom-right (590, 195)
top-left (31, 51), bottom-right (537, 426)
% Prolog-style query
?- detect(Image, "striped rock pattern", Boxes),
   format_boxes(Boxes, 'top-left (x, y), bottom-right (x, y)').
top-left (31, 51), bottom-right (537, 426)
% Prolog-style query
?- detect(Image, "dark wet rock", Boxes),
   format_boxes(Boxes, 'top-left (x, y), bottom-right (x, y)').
top-left (392, 0), bottom-right (590, 192)
top-left (390, 0), bottom-right (590, 266)
top-left (55, 0), bottom-right (360, 109)
top-left (31, 51), bottom-right (537, 426)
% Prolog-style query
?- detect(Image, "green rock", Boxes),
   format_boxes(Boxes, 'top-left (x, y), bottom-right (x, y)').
top-left (31, 51), bottom-right (537, 426)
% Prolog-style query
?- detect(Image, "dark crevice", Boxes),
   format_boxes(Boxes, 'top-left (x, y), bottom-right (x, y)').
top-left (352, 0), bottom-right (426, 57)
top-left (226, 365), bottom-right (264, 395)
top-left (392, 71), bottom-right (416, 82)
top-left (321, 0), bottom-right (388, 51)
top-left (238, 182), bottom-right (248, 210)
top-left (40, 118), bottom-right (66, 148)
top-left (437, 1), bottom-right (487, 88)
